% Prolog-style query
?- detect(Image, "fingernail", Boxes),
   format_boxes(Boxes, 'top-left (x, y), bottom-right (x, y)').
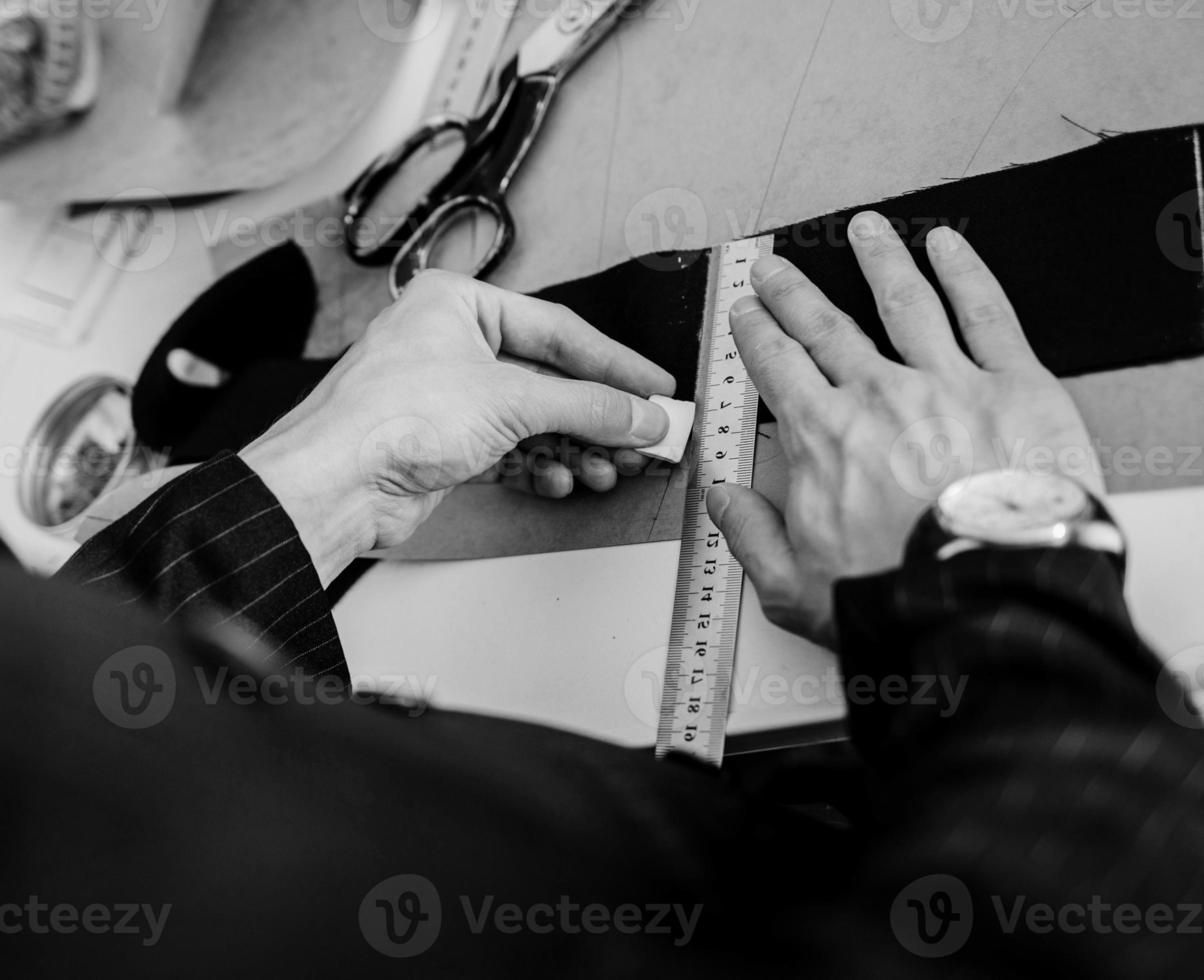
top-left (730, 295), bottom-right (761, 321)
top-left (928, 225), bottom-right (962, 255)
top-left (751, 254), bottom-right (790, 284)
top-left (633, 399), bottom-right (670, 443)
top-left (708, 485), bottom-right (731, 522)
top-left (850, 212), bottom-right (886, 240)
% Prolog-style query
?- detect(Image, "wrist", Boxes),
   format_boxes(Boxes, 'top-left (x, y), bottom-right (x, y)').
top-left (240, 428), bottom-right (377, 588)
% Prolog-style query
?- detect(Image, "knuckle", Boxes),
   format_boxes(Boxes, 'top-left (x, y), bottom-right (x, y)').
top-left (855, 370), bottom-right (895, 401)
top-left (804, 309), bottom-right (862, 361)
top-left (863, 236), bottom-right (899, 260)
top-left (760, 271), bottom-right (811, 305)
top-left (961, 301), bottom-right (1009, 329)
top-left (878, 278), bottom-right (932, 318)
top-left (941, 248), bottom-right (982, 277)
top-left (808, 308), bottom-right (853, 341)
top-left (745, 332), bottom-right (795, 365)
top-left (590, 386), bottom-right (630, 434)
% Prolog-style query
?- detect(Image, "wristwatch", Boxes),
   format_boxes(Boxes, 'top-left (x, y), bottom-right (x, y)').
top-left (905, 469), bottom-right (1127, 580)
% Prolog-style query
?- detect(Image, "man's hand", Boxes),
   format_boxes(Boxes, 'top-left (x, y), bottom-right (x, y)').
top-left (708, 213), bottom-right (1102, 648)
top-left (242, 270), bottom-right (674, 585)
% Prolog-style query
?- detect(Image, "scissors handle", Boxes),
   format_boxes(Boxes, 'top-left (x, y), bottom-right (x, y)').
top-left (344, 115), bottom-right (472, 266)
top-left (385, 68), bottom-right (559, 296)
top-left (388, 194), bottom-right (516, 299)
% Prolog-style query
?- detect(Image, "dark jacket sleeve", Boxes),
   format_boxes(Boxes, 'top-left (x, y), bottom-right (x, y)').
top-left (827, 548), bottom-right (1204, 975)
top-left (57, 451), bottom-right (348, 681)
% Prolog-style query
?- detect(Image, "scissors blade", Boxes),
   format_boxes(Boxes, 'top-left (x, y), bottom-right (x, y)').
top-left (516, 0), bottom-right (636, 80)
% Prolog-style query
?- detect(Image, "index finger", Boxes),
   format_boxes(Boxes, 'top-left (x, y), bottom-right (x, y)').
top-left (729, 294), bottom-right (832, 419)
top-left (471, 277), bottom-right (677, 398)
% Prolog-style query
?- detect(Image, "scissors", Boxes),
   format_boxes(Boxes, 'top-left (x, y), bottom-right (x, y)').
top-left (344, 0), bottom-right (639, 299)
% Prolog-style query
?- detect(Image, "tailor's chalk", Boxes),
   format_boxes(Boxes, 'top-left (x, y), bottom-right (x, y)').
top-left (638, 396), bottom-right (696, 465)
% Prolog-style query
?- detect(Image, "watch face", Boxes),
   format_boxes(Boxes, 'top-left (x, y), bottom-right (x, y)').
top-left (937, 471), bottom-right (1092, 546)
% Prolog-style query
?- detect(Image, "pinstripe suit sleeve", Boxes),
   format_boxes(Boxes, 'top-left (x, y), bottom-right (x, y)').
top-left (827, 549), bottom-right (1203, 971)
top-left (57, 451), bottom-right (348, 681)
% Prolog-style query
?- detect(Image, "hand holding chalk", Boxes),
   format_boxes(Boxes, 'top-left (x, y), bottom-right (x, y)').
top-left (638, 397), bottom-right (696, 465)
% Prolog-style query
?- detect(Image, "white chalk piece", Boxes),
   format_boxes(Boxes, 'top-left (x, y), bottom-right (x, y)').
top-left (638, 396), bottom-right (697, 465)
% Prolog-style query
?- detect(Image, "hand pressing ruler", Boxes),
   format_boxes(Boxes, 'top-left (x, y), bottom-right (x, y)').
top-left (656, 234), bottom-right (774, 767)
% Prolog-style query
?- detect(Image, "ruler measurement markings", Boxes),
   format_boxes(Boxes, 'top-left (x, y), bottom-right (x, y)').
top-left (656, 235), bottom-right (774, 766)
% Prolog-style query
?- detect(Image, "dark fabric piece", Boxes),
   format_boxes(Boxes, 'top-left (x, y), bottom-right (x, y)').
top-left (774, 126), bottom-right (1204, 380)
top-left (134, 125), bottom-right (1204, 461)
top-left (132, 241), bottom-right (318, 452)
top-left (0, 533), bottom-right (12, 564)
top-left (537, 125), bottom-right (1204, 422)
top-left (58, 451), bottom-right (347, 680)
top-left (536, 249), bottom-right (713, 404)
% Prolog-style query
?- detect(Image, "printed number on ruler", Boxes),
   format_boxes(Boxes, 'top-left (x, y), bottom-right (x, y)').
top-left (655, 234), bottom-right (773, 767)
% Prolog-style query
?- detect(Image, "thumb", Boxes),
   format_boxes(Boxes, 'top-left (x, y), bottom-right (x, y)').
top-left (520, 374), bottom-right (670, 448)
top-left (707, 485), bottom-right (810, 635)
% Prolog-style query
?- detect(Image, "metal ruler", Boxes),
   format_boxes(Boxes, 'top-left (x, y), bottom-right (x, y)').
top-left (656, 234), bottom-right (774, 767)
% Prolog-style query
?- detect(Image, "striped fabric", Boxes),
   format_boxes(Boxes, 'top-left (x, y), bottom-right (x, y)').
top-left (59, 451), bottom-right (348, 680)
